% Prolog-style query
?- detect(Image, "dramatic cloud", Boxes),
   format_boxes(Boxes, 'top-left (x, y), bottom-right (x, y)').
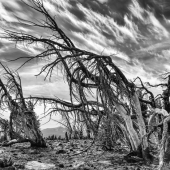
top-left (1, 0), bottom-right (170, 127)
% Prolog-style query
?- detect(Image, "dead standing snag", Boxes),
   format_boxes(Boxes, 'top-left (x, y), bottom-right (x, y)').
top-left (0, 63), bottom-right (46, 147)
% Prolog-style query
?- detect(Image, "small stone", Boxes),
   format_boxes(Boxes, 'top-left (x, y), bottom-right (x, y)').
top-left (58, 143), bottom-right (63, 146)
top-left (0, 157), bottom-right (13, 168)
top-left (29, 150), bottom-right (40, 154)
top-left (10, 149), bottom-right (18, 153)
top-left (13, 162), bottom-right (25, 169)
top-left (56, 149), bottom-right (66, 154)
top-left (25, 161), bottom-right (56, 170)
top-left (0, 149), bottom-right (4, 154)
top-left (72, 160), bottom-right (85, 169)
top-left (98, 160), bottom-right (112, 165)
top-left (58, 163), bottom-right (64, 168)
top-left (84, 167), bottom-right (91, 170)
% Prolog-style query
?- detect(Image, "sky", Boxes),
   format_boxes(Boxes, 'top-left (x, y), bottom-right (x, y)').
top-left (0, 0), bottom-right (170, 128)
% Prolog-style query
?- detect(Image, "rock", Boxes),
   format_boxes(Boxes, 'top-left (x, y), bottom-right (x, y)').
top-left (72, 160), bottom-right (85, 169)
top-left (56, 149), bottom-right (67, 154)
top-left (10, 139), bottom-right (18, 143)
top-left (98, 160), bottom-right (112, 165)
top-left (58, 163), bottom-right (64, 168)
top-left (0, 149), bottom-right (4, 154)
top-left (124, 156), bottom-right (143, 163)
top-left (58, 143), bottom-right (63, 146)
top-left (25, 161), bottom-right (56, 170)
top-left (13, 162), bottom-right (25, 169)
top-left (10, 149), bottom-right (19, 153)
top-left (83, 167), bottom-right (92, 170)
top-left (53, 142), bottom-right (63, 148)
top-left (28, 149), bottom-right (40, 154)
top-left (71, 164), bottom-right (93, 170)
top-left (94, 151), bottom-right (103, 155)
top-left (0, 157), bottom-right (13, 168)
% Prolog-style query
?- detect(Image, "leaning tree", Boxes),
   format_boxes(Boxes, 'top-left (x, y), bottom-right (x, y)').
top-left (0, 63), bottom-right (46, 147)
top-left (1, 0), bottom-right (170, 169)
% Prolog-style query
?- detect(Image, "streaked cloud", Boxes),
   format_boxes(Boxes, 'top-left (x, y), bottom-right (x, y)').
top-left (0, 0), bottom-right (170, 127)
top-left (1, 0), bottom-right (170, 89)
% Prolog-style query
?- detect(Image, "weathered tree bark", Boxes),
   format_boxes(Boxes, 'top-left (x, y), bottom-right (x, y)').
top-left (86, 128), bottom-right (91, 139)
top-left (113, 102), bottom-right (140, 151)
top-left (0, 66), bottom-right (46, 148)
top-left (0, 118), bottom-right (9, 142)
top-left (20, 111), bottom-right (47, 147)
top-left (132, 93), bottom-right (151, 162)
top-left (158, 116), bottom-right (170, 170)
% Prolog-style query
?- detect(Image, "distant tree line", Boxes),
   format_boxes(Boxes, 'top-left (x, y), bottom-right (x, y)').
top-left (45, 129), bottom-right (90, 141)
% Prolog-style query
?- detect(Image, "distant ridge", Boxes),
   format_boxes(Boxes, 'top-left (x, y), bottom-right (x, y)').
top-left (41, 126), bottom-right (67, 138)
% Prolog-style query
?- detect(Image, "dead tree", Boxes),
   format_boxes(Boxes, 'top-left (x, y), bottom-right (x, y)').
top-left (0, 63), bottom-right (46, 147)
top-left (0, 118), bottom-right (9, 141)
top-left (1, 0), bottom-right (147, 157)
top-left (134, 77), bottom-right (170, 169)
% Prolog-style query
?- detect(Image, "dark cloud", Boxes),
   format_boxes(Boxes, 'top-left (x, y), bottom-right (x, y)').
top-left (0, 47), bottom-right (36, 70)
top-left (0, 42), bottom-right (3, 49)
top-left (71, 0), bottom-right (111, 18)
top-left (0, 47), bottom-right (29, 61)
top-left (59, 17), bottom-right (83, 33)
top-left (107, 0), bottom-right (131, 11)
top-left (143, 58), bottom-right (168, 74)
top-left (72, 0), bottom-right (131, 26)
top-left (17, 0), bottom-right (39, 18)
top-left (139, 0), bottom-right (170, 19)
top-left (3, 4), bottom-right (15, 12)
top-left (68, 3), bottom-right (86, 21)
top-left (1, 0), bottom-right (170, 88)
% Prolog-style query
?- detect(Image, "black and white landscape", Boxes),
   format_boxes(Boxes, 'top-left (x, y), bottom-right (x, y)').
top-left (0, 0), bottom-right (170, 169)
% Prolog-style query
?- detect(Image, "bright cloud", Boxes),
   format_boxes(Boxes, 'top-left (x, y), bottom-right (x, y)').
top-left (147, 11), bottom-right (169, 38)
top-left (96, 0), bottom-right (108, 3)
top-left (128, 0), bottom-right (144, 21)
